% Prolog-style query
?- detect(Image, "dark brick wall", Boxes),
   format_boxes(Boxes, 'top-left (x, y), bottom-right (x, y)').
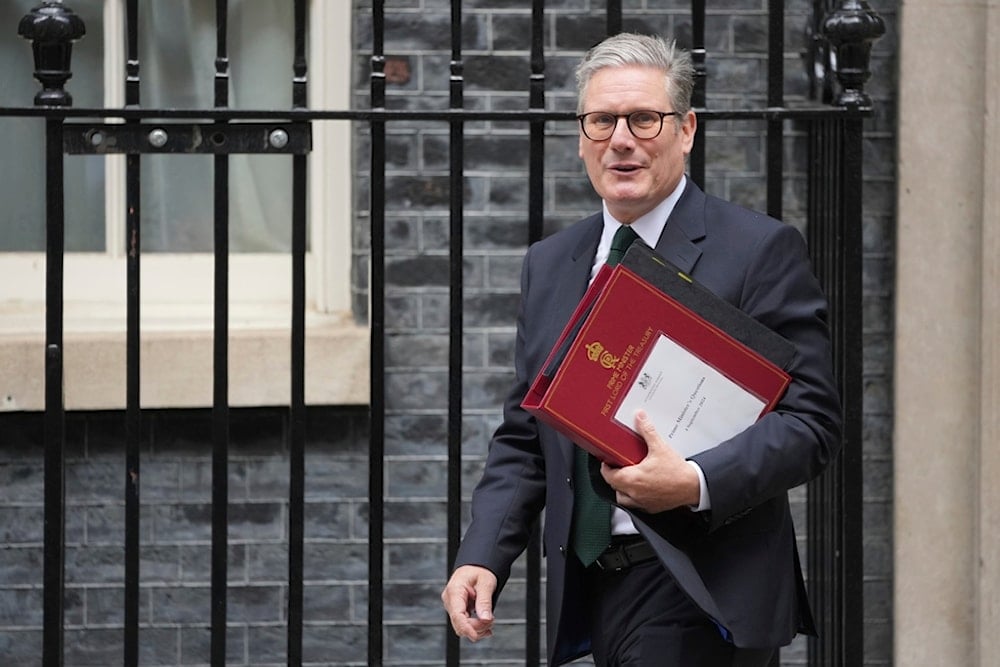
top-left (0, 407), bottom-right (369, 666)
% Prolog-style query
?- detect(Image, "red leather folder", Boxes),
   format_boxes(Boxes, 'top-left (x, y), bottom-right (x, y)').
top-left (522, 244), bottom-right (793, 467)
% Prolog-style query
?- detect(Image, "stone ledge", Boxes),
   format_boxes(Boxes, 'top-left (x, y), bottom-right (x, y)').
top-left (0, 316), bottom-right (369, 411)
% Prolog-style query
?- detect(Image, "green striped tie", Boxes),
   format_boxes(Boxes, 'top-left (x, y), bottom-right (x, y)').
top-left (570, 224), bottom-right (638, 565)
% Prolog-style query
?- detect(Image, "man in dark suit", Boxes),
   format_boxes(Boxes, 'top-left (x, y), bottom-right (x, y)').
top-left (441, 33), bottom-right (841, 666)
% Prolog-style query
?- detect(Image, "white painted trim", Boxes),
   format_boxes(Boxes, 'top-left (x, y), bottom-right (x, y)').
top-left (310, 0), bottom-right (354, 314)
top-left (104, 0), bottom-right (126, 259)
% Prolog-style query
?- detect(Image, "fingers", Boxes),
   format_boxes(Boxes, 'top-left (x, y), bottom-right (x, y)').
top-left (600, 462), bottom-right (632, 507)
top-left (612, 486), bottom-right (636, 508)
top-left (473, 577), bottom-right (495, 624)
top-left (441, 565), bottom-right (497, 642)
top-left (634, 409), bottom-right (660, 446)
top-left (634, 410), bottom-right (683, 465)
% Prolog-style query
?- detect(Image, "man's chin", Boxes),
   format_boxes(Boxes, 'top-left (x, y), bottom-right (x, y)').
top-left (604, 191), bottom-right (648, 210)
top-left (601, 178), bottom-right (649, 198)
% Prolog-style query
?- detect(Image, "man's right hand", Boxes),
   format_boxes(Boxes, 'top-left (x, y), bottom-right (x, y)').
top-left (440, 565), bottom-right (498, 642)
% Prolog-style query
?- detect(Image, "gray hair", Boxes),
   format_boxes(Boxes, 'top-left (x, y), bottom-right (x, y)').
top-left (575, 33), bottom-right (695, 117)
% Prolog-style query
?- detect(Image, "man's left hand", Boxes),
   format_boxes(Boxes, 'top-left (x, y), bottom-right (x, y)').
top-left (600, 409), bottom-right (701, 513)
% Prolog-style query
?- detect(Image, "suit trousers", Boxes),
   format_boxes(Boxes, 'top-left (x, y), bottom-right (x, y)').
top-left (584, 558), bottom-right (775, 667)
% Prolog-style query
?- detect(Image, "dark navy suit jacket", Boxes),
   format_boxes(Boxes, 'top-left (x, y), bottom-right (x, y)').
top-left (453, 180), bottom-right (842, 666)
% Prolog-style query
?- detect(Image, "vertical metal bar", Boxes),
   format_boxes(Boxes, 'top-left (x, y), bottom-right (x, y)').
top-left (839, 116), bottom-right (865, 667)
top-left (125, 0), bottom-right (139, 111)
top-left (807, 0), bottom-right (826, 103)
top-left (123, 155), bottom-right (142, 667)
top-left (210, 171), bottom-right (231, 667)
top-left (210, 2), bottom-right (230, 665)
top-left (766, 0), bottom-right (784, 218)
top-left (827, 117), bottom-right (844, 667)
top-left (445, 1), bottom-right (465, 665)
top-left (527, 0), bottom-right (545, 247)
top-left (825, 117), bottom-right (843, 667)
top-left (42, 115), bottom-right (66, 667)
top-left (828, 119), bottom-right (842, 667)
top-left (808, 116), bottom-right (858, 667)
top-left (123, 2), bottom-right (141, 665)
top-left (369, 3), bottom-right (387, 665)
top-left (287, 159), bottom-right (307, 666)
top-left (524, 2), bottom-right (546, 664)
top-left (287, 2), bottom-right (308, 665)
top-left (767, 0), bottom-right (786, 109)
top-left (807, 118), bottom-right (834, 667)
top-left (291, 0), bottom-right (308, 111)
top-left (606, 0), bottom-right (622, 36)
top-left (690, 0), bottom-right (706, 187)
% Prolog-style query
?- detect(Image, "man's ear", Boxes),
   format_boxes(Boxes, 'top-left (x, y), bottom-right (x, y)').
top-left (681, 110), bottom-right (697, 154)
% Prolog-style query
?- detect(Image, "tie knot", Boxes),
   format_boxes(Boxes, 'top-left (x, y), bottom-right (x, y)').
top-left (607, 224), bottom-right (639, 266)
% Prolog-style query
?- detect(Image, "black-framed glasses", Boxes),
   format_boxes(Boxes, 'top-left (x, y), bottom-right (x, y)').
top-left (577, 110), bottom-right (680, 141)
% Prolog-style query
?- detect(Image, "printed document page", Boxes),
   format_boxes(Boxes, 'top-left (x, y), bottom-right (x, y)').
top-left (615, 333), bottom-right (766, 458)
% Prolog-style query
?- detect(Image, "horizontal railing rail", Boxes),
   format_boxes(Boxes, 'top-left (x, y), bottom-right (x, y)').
top-left (0, 105), bottom-right (869, 122)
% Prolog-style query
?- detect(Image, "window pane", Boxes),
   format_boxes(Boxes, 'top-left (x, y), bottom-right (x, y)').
top-left (138, 0), bottom-right (294, 253)
top-left (0, 0), bottom-right (105, 252)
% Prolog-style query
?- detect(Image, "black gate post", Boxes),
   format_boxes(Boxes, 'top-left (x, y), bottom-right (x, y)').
top-left (17, 5), bottom-right (86, 666)
top-left (807, 3), bottom-right (884, 665)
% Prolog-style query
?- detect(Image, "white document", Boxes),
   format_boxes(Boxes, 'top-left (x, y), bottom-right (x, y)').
top-left (614, 333), bottom-right (766, 458)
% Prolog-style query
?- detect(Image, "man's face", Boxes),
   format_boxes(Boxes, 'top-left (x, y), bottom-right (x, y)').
top-left (578, 65), bottom-right (696, 223)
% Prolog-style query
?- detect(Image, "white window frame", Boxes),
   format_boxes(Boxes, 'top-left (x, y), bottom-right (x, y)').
top-left (0, 0), bottom-right (367, 410)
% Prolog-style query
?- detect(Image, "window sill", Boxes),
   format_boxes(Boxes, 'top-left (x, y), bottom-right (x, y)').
top-left (0, 307), bottom-right (369, 411)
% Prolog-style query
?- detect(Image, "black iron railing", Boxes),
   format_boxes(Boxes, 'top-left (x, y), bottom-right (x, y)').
top-left (4, 0), bottom-right (883, 665)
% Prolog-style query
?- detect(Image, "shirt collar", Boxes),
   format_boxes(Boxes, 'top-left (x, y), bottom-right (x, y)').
top-left (597, 175), bottom-right (687, 259)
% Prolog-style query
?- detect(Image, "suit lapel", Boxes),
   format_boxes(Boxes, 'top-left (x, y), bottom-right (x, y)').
top-left (654, 179), bottom-right (707, 275)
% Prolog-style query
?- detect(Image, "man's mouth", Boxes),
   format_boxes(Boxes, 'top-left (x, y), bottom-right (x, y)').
top-left (610, 164), bottom-right (641, 173)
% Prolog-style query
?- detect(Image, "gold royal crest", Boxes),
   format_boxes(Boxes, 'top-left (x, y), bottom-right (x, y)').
top-left (585, 341), bottom-right (619, 369)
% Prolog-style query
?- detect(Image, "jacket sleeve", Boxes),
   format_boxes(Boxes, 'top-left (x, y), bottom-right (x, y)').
top-left (452, 243), bottom-right (548, 592)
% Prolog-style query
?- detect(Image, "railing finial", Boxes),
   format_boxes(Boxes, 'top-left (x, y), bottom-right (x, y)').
top-left (823, 0), bottom-right (885, 109)
top-left (18, 1), bottom-right (87, 107)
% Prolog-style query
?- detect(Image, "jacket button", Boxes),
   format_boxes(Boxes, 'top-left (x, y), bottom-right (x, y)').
top-left (566, 476), bottom-right (573, 489)
top-left (558, 545), bottom-right (567, 556)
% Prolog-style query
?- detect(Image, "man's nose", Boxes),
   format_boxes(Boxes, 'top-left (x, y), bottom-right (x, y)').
top-left (609, 116), bottom-right (634, 146)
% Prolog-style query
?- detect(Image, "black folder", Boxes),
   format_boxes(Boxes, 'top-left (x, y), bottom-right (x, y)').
top-left (619, 242), bottom-right (796, 370)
